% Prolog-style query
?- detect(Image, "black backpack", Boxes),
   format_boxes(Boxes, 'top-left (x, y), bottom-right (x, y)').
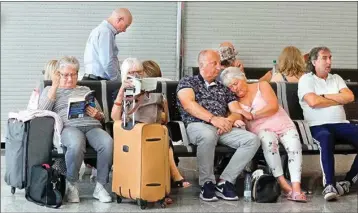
top-left (251, 168), bottom-right (281, 203)
top-left (25, 164), bottom-right (66, 208)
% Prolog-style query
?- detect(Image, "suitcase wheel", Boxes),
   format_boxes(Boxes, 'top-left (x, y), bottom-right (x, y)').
top-left (11, 187), bottom-right (16, 194)
top-left (160, 198), bottom-right (167, 208)
top-left (137, 199), bottom-right (147, 210)
top-left (116, 195), bottom-right (122, 204)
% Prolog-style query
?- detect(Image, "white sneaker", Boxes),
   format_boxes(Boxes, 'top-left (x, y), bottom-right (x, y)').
top-left (93, 182), bottom-right (112, 203)
top-left (322, 184), bottom-right (338, 201)
top-left (336, 181), bottom-right (351, 196)
top-left (78, 162), bottom-right (86, 181)
top-left (66, 181), bottom-right (80, 203)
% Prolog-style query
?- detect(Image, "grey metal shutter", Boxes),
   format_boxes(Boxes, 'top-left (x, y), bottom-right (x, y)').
top-left (1, 2), bottom-right (178, 139)
top-left (183, 2), bottom-right (357, 72)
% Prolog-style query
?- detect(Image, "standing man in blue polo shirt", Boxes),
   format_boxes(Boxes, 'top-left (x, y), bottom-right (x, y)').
top-left (83, 8), bottom-right (132, 81)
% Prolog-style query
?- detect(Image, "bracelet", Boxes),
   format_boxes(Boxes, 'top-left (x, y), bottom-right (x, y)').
top-left (208, 115), bottom-right (215, 123)
top-left (251, 111), bottom-right (256, 119)
top-left (114, 101), bottom-right (122, 107)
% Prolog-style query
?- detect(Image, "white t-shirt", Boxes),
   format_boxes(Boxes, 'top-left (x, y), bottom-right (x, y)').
top-left (297, 73), bottom-right (349, 127)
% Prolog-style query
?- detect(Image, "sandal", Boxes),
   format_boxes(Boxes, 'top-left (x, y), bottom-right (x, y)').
top-left (287, 191), bottom-right (307, 203)
top-left (283, 190), bottom-right (292, 198)
top-left (172, 179), bottom-right (191, 188)
top-left (165, 196), bottom-right (174, 205)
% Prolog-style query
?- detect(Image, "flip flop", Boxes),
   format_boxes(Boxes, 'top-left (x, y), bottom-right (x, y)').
top-left (287, 191), bottom-right (307, 203)
top-left (165, 196), bottom-right (174, 205)
top-left (172, 179), bottom-right (191, 188)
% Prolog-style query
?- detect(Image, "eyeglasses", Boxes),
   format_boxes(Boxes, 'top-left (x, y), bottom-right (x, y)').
top-left (128, 70), bottom-right (144, 76)
top-left (60, 72), bottom-right (78, 79)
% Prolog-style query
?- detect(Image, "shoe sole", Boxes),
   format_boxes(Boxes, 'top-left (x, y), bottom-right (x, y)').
top-left (199, 193), bottom-right (219, 202)
top-left (215, 191), bottom-right (239, 201)
top-left (324, 192), bottom-right (338, 201)
top-left (93, 194), bottom-right (112, 203)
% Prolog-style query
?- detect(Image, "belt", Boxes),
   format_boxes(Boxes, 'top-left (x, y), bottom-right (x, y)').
top-left (83, 74), bottom-right (108, 80)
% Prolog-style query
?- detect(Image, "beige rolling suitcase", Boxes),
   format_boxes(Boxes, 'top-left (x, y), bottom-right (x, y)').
top-left (112, 120), bottom-right (170, 209)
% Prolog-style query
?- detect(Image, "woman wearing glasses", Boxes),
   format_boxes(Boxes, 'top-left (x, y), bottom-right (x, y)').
top-left (38, 56), bottom-right (113, 203)
top-left (111, 58), bottom-right (191, 205)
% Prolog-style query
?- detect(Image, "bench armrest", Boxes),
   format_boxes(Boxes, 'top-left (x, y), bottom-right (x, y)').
top-left (350, 119), bottom-right (358, 125)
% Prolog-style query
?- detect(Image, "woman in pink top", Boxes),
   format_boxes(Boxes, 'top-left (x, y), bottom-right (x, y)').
top-left (221, 67), bottom-right (306, 202)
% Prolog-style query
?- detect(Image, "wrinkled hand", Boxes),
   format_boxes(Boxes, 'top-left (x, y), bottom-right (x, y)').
top-left (117, 79), bottom-right (134, 99)
top-left (211, 116), bottom-right (232, 134)
top-left (86, 106), bottom-right (102, 120)
top-left (52, 70), bottom-right (61, 88)
top-left (233, 120), bottom-right (246, 128)
top-left (240, 110), bottom-right (254, 121)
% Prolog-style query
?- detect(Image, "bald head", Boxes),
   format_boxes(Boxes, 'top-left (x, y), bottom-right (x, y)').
top-left (112, 8), bottom-right (132, 23)
top-left (198, 49), bottom-right (221, 82)
top-left (220, 41), bottom-right (235, 49)
top-left (108, 8), bottom-right (132, 33)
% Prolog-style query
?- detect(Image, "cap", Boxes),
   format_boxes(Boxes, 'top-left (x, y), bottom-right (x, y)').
top-left (218, 46), bottom-right (238, 62)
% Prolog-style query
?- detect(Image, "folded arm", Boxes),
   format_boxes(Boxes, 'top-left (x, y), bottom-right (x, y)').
top-left (323, 88), bottom-right (354, 105)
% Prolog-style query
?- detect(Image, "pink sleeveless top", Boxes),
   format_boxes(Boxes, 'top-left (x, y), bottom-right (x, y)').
top-left (240, 83), bottom-right (295, 135)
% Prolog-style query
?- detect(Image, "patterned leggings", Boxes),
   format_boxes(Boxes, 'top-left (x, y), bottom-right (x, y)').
top-left (258, 128), bottom-right (302, 183)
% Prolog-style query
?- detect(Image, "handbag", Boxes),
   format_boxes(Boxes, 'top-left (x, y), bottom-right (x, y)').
top-left (124, 92), bottom-right (164, 124)
top-left (25, 164), bottom-right (66, 208)
top-left (251, 168), bottom-right (281, 203)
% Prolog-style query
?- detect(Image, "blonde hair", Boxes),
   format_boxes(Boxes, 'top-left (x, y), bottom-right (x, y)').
top-left (43, 60), bottom-right (58, 80)
top-left (143, 60), bottom-right (162, 77)
top-left (277, 46), bottom-right (306, 78)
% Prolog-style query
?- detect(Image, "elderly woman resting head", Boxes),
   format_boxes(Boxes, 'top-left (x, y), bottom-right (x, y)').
top-left (220, 67), bottom-right (307, 202)
top-left (38, 56), bottom-right (113, 203)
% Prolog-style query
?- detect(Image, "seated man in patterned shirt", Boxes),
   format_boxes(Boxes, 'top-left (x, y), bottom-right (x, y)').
top-left (176, 49), bottom-right (260, 202)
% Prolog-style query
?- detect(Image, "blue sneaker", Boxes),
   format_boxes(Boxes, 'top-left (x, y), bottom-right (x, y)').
top-left (200, 181), bottom-right (219, 202)
top-left (215, 181), bottom-right (239, 201)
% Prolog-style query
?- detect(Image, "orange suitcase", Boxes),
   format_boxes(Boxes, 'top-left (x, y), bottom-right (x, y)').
top-left (112, 121), bottom-right (170, 209)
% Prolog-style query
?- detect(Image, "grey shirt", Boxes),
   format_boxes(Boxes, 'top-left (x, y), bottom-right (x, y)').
top-left (38, 86), bottom-right (103, 128)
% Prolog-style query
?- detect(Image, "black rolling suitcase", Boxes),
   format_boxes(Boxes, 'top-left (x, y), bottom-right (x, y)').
top-left (4, 117), bottom-right (55, 194)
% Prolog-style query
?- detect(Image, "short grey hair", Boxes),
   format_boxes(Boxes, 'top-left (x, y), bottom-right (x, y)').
top-left (57, 56), bottom-right (80, 73)
top-left (220, 66), bottom-right (246, 87)
top-left (120, 57), bottom-right (143, 82)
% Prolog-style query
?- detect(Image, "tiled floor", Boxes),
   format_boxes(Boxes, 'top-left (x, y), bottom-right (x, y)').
top-left (1, 153), bottom-right (357, 212)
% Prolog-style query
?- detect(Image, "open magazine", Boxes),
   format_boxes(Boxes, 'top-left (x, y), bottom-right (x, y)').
top-left (67, 90), bottom-right (96, 119)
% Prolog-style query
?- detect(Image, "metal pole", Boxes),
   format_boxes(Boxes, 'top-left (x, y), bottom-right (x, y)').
top-left (176, 1), bottom-right (184, 80)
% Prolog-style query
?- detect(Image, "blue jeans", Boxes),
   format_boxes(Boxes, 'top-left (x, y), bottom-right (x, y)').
top-left (310, 123), bottom-right (358, 186)
top-left (61, 125), bottom-right (113, 185)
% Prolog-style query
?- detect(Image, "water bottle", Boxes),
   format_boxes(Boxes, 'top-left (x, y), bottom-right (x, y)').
top-left (244, 172), bottom-right (252, 202)
top-left (272, 60), bottom-right (277, 75)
